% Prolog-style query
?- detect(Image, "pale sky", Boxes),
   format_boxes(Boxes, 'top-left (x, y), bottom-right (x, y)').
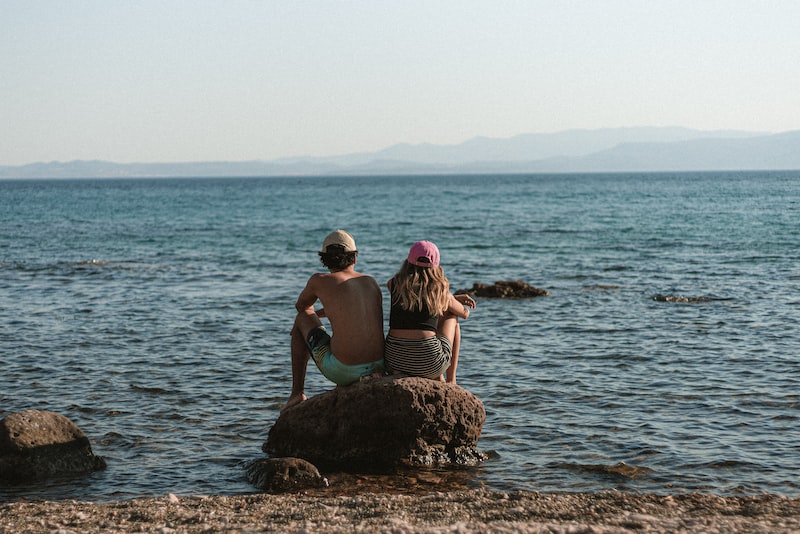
top-left (2, 1), bottom-right (799, 166)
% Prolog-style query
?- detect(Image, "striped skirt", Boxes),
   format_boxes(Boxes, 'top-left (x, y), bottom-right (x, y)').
top-left (384, 334), bottom-right (452, 380)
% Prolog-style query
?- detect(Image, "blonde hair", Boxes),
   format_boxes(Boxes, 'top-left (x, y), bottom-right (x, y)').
top-left (390, 260), bottom-right (451, 314)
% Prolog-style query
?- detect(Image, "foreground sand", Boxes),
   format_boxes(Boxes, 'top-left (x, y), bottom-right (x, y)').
top-left (2, 489), bottom-right (800, 533)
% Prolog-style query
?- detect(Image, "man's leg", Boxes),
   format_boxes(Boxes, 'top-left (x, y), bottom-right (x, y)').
top-left (284, 310), bottom-right (322, 410)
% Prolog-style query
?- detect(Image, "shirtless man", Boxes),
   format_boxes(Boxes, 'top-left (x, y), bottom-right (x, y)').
top-left (283, 229), bottom-right (385, 411)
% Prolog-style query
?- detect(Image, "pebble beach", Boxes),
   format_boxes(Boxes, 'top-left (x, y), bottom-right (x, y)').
top-left (3, 490), bottom-right (800, 533)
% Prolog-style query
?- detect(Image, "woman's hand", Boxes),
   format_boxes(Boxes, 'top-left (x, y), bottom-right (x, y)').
top-left (455, 294), bottom-right (476, 309)
top-left (452, 294), bottom-right (476, 319)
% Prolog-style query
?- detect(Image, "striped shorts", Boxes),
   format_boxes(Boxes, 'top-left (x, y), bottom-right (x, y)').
top-left (384, 334), bottom-right (452, 380)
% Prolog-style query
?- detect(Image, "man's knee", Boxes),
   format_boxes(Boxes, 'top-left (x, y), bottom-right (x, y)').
top-left (293, 310), bottom-right (322, 340)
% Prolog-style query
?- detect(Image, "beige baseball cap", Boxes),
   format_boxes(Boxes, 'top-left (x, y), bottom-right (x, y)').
top-left (320, 229), bottom-right (357, 253)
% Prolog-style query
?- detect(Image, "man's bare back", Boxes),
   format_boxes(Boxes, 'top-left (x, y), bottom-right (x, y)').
top-left (300, 269), bottom-right (384, 364)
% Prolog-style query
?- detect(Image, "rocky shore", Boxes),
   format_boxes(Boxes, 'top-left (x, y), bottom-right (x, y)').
top-left (2, 489), bottom-right (799, 533)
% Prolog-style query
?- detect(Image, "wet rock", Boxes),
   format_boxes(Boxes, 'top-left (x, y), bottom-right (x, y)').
top-left (245, 457), bottom-right (328, 492)
top-left (0, 410), bottom-right (106, 484)
top-left (653, 294), bottom-right (714, 303)
top-left (457, 280), bottom-right (549, 298)
top-left (264, 376), bottom-right (486, 470)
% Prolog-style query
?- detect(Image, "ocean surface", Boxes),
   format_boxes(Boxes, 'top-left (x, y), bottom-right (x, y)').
top-left (1, 171), bottom-right (798, 502)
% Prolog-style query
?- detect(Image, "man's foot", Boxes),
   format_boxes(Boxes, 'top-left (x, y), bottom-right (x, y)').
top-left (282, 392), bottom-right (307, 412)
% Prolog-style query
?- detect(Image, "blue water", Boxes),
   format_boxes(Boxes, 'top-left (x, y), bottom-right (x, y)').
top-left (1, 172), bottom-right (799, 501)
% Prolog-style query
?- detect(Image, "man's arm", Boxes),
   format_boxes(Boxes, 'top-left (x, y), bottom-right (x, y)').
top-left (295, 274), bottom-right (321, 314)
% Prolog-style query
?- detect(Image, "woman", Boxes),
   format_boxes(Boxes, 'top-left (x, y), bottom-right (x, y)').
top-left (384, 240), bottom-right (476, 383)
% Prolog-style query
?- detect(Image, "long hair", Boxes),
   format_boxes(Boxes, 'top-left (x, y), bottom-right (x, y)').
top-left (390, 260), bottom-right (451, 314)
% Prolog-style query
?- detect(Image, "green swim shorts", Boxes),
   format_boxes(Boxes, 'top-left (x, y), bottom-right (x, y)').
top-left (306, 326), bottom-right (385, 386)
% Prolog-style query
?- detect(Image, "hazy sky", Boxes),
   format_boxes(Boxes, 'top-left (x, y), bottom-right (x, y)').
top-left (2, 1), bottom-right (799, 166)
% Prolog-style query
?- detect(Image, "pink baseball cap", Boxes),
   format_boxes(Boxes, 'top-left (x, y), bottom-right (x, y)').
top-left (407, 240), bottom-right (440, 267)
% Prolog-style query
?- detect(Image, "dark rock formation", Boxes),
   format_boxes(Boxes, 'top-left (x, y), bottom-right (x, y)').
top-left (653, 294), bottom-right (714, 303)
top-left (245, 457), bottom-right (328, 492)
top-left (0, 410), bottom-right (106, 484)
top-left (457, 280), bottom-right (549, 298)
top-left (264, 376), bottom-right (486, 471)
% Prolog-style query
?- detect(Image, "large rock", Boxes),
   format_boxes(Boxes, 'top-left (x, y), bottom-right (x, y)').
top-left (0, 410), bottom-right (106, 484)
top-left (264, 376), bottom-right (486, 470)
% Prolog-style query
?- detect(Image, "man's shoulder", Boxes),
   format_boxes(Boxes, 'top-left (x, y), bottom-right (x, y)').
top-left (309, 270), bottom-right (373, 283)
top-left (346, 270), bottom-right (379, 283)
top-left (324, 270), bottom-right (380, 291)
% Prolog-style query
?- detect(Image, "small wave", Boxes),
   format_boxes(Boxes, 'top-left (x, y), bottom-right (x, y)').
top-left (66, 404), bottom-right (107, 415)
top-left (98, 431), bottom-right (144, 449)
top-left (129, 384), bottom-right (171, 395)
top-left (583, 284), bottom-right (621, 291)
top-left (1, 259), bottom-right (167, 274)
top-left (684, 459), bottom-right (757, 471)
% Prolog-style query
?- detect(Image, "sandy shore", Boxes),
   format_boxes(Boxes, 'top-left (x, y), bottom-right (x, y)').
top-left (2, 489), bottom-right (800, 533)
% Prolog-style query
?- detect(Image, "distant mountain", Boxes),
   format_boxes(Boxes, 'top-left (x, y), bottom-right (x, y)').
top-left (439, 129), bottom-right (800, 174)
top-left (2, 127), bottom-right (798, 179)
top-left (322, 126), bottom-right (763, 166)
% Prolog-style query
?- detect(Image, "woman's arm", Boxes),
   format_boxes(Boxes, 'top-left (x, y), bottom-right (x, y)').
top-left (447, 293), bottom-right (476, 319)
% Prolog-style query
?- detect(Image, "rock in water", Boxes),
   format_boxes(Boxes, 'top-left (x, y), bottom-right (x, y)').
top-left (457, 280), bottom-right (549, 298)
top-left (245, 457), bottom-right (328, 492)
top-left (0, 410), bottom-right (106, 484)
top-left (264, 376), bottom-right (486, 470)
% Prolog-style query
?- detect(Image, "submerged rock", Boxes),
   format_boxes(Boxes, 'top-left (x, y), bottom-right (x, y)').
top-left (0, 410), bottom-right (106, 484)
top-left (458, 280), bottom-right (550, 298)
top-left (264, 376), bottom-right (486, 471)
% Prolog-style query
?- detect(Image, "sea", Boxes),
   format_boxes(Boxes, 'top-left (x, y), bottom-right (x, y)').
top-left (1, 171), bottom-right (798, 502)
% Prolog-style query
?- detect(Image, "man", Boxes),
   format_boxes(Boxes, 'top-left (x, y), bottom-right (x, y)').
top-left (284, 229), bottom-right (385, 410)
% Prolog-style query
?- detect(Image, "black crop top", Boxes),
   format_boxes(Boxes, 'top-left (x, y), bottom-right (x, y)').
top-left (389, 293), bottom-right (439, 332)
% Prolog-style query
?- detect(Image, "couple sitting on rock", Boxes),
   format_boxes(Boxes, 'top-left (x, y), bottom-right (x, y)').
top-left (284, 229), bottom-right (476, 411)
